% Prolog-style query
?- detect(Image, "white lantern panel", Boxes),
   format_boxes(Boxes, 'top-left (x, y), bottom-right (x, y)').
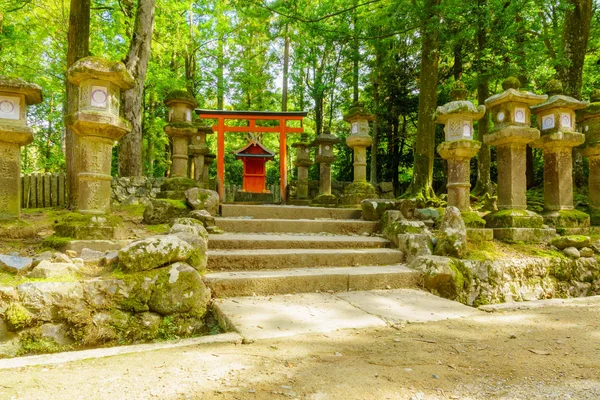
top-left (325, 145), bottom-right (330, 151)
top-left (169, 109), bottom-right (174, 122)
top-left (0, 96), bottom-right (20, 120)
top-left (351, 122), bottom-right (358, 134)
top-left (560, 113), bottom-right (571, 128)
top-left (305, 148), bottom-right (310, 153)
top-left (585, 125), bottom-right (589, 132)
top-left (514, 108), bottom-right (526, 123)
top-left (447, 119), bottom-right (462, 140)
top-left (541, 114), bottom-right (555, 130)
top-left (462, 121), bottom-right (471, 138)
top-left (186, 109), bottom-right (192, 122)
top-left (497, 111), bottom-right (505, 122)
top-left (91, 86), bottom-right (109, 108)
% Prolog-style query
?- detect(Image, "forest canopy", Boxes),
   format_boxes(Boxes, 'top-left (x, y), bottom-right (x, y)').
top-left (1, 0), bottom-right (599, 194)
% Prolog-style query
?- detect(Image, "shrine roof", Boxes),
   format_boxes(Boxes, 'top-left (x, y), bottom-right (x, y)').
top-left (234, 141), bottom-right (276, 157)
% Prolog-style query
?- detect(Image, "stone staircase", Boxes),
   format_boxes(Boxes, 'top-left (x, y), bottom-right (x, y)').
top-left (205, 204), bottom-right (422, 298)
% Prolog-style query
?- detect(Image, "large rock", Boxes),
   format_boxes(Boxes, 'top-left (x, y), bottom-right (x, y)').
top-left (397, 234), bottom-right (433, 263)
top-left (118, 236), bottom-right (199, 273)
top-left (170, 232), bottom-right (208, 271)
top-left (40, 323), bottom-right (74, 346)
top-left (414, 208), bottom-right (440, 221)
top-left (27, 261), bottom-right (77, 279)
top-left (189, 209), bottom-right (216, 228)
top-left (4, 302), bottom-right (34, 331)
top-left (185, 188), bottom-right (220, 216)
top-left (142, 199), bottom-right (190, 225)
top-left (17, 282), bottom-right (85, 321)
top-left (170, 218), bottom-right (209, 240)
top-left (384, 220), bottom-right (428, 247)
top-left (361, 199), bottom-right (397, 221)
top-left (563, 247), bottom-right (581, 259)
top-left (410, 255), bottom-right (466, 300)
top-left (83, 276), bottom-right (157, 312)
top-left (0, 286), bottom-right (18, 314)
top-left (549, 235), bottom-right (591, 250)
top-left (381, 210), bottom-right (405, 231)
top-left (434, 206), bottom-right (467, 258)
top-left (148, 262), bottom-right (211, 317)
top-left (0, 255), bottom-right (33, 275)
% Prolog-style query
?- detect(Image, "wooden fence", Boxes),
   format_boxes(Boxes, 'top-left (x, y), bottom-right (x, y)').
top-left (21, 173), bottom-right (67, 209)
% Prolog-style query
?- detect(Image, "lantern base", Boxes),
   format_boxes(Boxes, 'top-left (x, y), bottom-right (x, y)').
top-left (542, 209), bottom-right (590, 231)
top-left (54, 213), bottom-right (123, 240)
top-left (492, 227), bottom-right (557, 243)
top-left (340, 181), bottom-right (377, 206)
top-left (310, 194), bottom-right (338, 207)
top-left (484, 209), bottom-right (544, 229)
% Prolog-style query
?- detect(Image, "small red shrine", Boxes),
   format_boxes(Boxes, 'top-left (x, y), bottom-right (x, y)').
top-left (234, 137), bottom-right (275, 193)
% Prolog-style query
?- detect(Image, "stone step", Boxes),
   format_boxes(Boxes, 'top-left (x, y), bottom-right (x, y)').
top-left (208, 233), bottom-right (391, 250)
top-left (215, 218), bottom-right (378, 235)
top-left (220, 204), bottom-right (362, 220)
top-left (205, 265), bottom-right (422, 297)
top-left (207, 248), bottom-right (404, 270)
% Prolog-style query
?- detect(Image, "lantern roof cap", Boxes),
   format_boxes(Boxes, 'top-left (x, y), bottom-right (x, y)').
top-left (68, 57), bottom-right (134, 90)
top-left (234, 140), bottom-right (275, 157)
top-left (434, 100), bottom-right (485, 124)
top-left (344, 102), bottom-right (374, 122)
top-left (530, 94), bottom-right (588, 114)
top-left (578, 90), bottom-right (600, 119)
top-left (0, 76), bottom-right (43, 105)
top-left (485, 88), bottom-right (547, 109)
top-left (312, 128), bottom-right (341, 145)
top-left (165, 89), bottom-right (198, 108)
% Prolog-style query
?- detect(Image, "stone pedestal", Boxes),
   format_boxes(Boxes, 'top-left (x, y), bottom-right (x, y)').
top-left (531, 80), bottom-right (589, 232)
top-left (341, 103), bottom-right (376, 206)
top-left (189, 125), bottom-right (213, 186)
top-left (311, 129), bottom-right (340, 207)
top-left (437, 140), bottom-right (481, 212)
top-left (292, 138), bottom-right (312, 200)
top-left (482, 77), bottom-right (552, 241)
top-left (66, 57), bottom-right (133, 215)
top-left (0, 77), bottom-right (42, 220)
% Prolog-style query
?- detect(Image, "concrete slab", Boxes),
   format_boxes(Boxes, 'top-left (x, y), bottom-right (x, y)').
top-left (479, 295), bottom-right (600, 312)
top-left (206, 265), bottom-right (421, 297)
top-left (220, 204), bottom-right (362, 220)
top-left (208, 233), bottom-right (390, 250)
top-left (215, 218), bottom-right (378, 235)
top-left (213, 293), bottom-right (387, 340)
top-left (207, 248), bottom-right (404, 270)
top-left (335, 289), bottom-right (479, 323)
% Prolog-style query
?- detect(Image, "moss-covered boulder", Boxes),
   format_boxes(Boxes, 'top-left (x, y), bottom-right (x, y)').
top-left (118, 236), bottom-right (198, 272)
top-left (17, 282), bottom-right (85, 322)
top-left (434, 206), bottom-right (467, 258)
top-left (189, 210), bottom-right (216, 228)
top-left (169, 232), bottom-right (208, 271)
top-left (384, 220), bottom-right (427, 246)
top-left (397, 234), bottom-right (433, 263)
top-left (381, 210), bottom-right (405, 232)
top-left (4, 302), bottom-right (34, 331)
top-left (409, 255), bottom-right (468, 301)
top-left (549, 235), bottom-right (591, 250)
top-left (148, 262), bottom-right (211, 317)
top-left (143, 199), bottom-right (190, 225)
top-left (170, 218), bottom-right (209, 240)
top-left (185, 188), bottom-right (220, 216)
top-left (160, 177), bottom-right (198, 192)
top-left (53, 213), bottom-right (123, 240)
top-left (361, 199), bottom-right (397, 221)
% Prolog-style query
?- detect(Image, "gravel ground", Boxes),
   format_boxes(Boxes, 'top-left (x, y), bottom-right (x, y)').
top-left (1, 297), bottom-right (600, 400)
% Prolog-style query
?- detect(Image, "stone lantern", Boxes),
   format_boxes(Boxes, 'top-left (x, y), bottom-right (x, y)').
top-left (204, 153), bottom-right (216, 188)
top-left (434, 82), bottom-right (485, 217)
top-left (164, 90), bottom-right (197, 178)
top-left (66, 57), bottom-right (133, 215)
top-left (292, 134), bottom-right (313, 201)
top-left (482, 77), bottom-right (555, 242)
top-left (531, 79), bottom-right (589, 232)
top-left (0, 77), bottom-right (42, 220)
top-left (340, 102), bottom-right (377, 205)
top-left (578, 89), bottom-right (600, 225)
top-left (189, 121), bottom-right (213, 186)
top-left (310, 128), bottom-right (340, 206)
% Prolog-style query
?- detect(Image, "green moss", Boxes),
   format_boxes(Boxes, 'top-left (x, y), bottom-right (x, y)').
top-left (53, 213), bottom-right (123, 240)
top-left (157, 315), bottom-right (179, 341)
top-left (160, 177), bottom-right (198, 192)
top-left (164, 89), bottom-right (197, 105)
top-left (161, 199), bottom-right (189, 210)
top-left (465, 241), bottom-right (502, 261)
top-left (461, 212), bottom-right (486, 228)
top-left (146, 224), bottom-right (169, 234)
top-left (41, 235), bottom-right (73, 250)
top-left (4, 302), bottom-right (33, 330)
top-left (112, 204), bottom-right (146, 217)
top-left (18, 329), bottom-right (68, 356)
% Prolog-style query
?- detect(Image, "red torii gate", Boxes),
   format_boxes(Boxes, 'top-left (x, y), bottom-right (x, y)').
top-left (195, 110), bottom-right (308, 202)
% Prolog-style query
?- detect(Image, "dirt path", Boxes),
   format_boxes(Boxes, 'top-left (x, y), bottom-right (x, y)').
top-left (2, 298), bottom-right (600, 400)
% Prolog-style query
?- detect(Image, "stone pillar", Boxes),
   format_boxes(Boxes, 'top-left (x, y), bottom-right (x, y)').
top-left (340, 102), bottom-right (377, 205)
top-left (292, 135), bottom-right (312, 200)
top-left (164, 90), bottom-right (197, 178)
top-left (65, 57), bottom-right (133, 215)
top-left (482, 77), bottom-right (556, 242)
top-left (204, 153), bottom-right (216, 188)
top-left (531, 80), bottom-right (589, 232)
top-left (434, 82), bottom-right (485, 214)
top-left (0, 77), bottom-right (42, 220)
top-left (310, 128), bottom-right (340, 206)
top-left (578, 89), bottom-right (600, 225)
top-left (189, 125), bottom-right (213, 186)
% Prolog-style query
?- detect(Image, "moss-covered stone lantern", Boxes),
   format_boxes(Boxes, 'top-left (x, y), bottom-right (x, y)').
top-left (204, 153), bottom-right (216, 188)
top-left (164, 90), bottom-right (197, 178)
top-left (578, 89), bottom-right (600, 226)
top-left (66, 57), bottom-right (133, 215)
top-left (434, 82), bottom-right (485, 216)
top-left (0, 77), bottom-right (42, 220)
top-left (482, 77), bottom-right (554, 242)
top-left (531, 79), bottom-right (589, 231)
top-left (310, 128), bottom-right (340, 206)
top-left (189, 121), bottom-right (213, 186)
top-left (292, 134), bottom-right (313, 201)
top-left (340, 102), bottom-right (377, 205)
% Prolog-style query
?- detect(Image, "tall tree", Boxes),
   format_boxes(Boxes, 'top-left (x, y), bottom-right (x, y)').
top-left (403, 0), bottom-right (441, 202)
top-left (559, 0), bottom-right (592, 98)
top-left (119, 0), bottom-right (157, 177)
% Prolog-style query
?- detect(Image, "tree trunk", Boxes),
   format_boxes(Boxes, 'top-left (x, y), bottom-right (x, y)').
top-left (473, 78), bottom-right (493, 196)
top-left (119, 0), bottom-right (156, 177)
top-left (371, 81), bottom-right (379, 184)
top-left (352, 0), bottom-right (359, 103)
top-left (403, 0), bottom-right (441, 201)
top-left (217, 35), bottom-right (225, 110)
top-left (282, 24), bottom-right (290, 112)
top-left (560, 0), bottom-right (592, 98)
top-left (66, 0), bottom-right (90, 209)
